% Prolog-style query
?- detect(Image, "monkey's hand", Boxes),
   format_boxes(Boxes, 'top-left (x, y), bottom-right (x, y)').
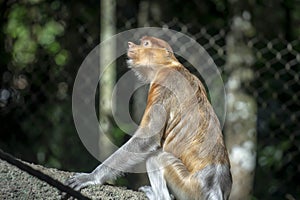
top-left (66, 172), bottom-right (99, 191)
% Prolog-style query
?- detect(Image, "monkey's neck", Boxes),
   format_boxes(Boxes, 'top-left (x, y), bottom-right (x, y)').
top-left (132, 66), bottom-right (156, 83)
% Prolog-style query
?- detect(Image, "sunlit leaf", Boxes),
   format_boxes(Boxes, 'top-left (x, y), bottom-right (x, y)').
top-left (54, 49), bottom-right (68, 66)
top-left (47, 41), bottom-right (61, 54)
top-left (13, 37), bottom-right (37, 67)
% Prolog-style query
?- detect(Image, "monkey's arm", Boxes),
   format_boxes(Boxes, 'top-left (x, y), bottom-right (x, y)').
top-left (66, 103), bottom-right (167, 191)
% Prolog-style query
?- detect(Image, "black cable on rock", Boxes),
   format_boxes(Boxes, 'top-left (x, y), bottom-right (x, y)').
top-left (0, 149), bottom-right (91, 200)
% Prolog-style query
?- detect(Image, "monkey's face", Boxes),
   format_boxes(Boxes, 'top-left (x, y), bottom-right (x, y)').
top-left (127, 36), bottom-right (178, 82)
top-left (127, 41), bottom-right (172, 69)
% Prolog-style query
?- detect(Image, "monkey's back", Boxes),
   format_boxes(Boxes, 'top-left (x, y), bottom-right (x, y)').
top-left (158, 66), bottom-right (230, 173)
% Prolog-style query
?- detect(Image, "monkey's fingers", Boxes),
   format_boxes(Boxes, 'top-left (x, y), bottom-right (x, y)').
top-left (59, 173), bottom-right (91, 200)
top-left (65, 173), bottom-right (93, 191)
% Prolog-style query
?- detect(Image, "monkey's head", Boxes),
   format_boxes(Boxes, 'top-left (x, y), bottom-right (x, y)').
top-left (127, 36), bottom-right (178, 81)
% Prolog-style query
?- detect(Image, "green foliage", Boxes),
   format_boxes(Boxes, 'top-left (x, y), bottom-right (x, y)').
top-left (5, 2), bottom-right (68, 70)
top-left (54, 49), bottom-right (69, 66)
top-left (36, 20), bottom-right (64, 46)
top-left (0, 0), bottom-right (101, 173)
top-left (258, 141), bottom-right (291, 169)
top-left (2, 0), bottom-right (73, 169)
top-left (5, 5), bottom-right (37, 68)
top-left (20, 102), bottom-right (71, 168)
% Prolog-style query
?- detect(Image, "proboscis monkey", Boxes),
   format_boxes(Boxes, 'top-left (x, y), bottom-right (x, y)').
top-left (67, 36), bottom-right (232, 200)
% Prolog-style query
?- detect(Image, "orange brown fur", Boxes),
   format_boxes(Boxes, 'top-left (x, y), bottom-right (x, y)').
top-left (127, 36), bottom-right (232, 199)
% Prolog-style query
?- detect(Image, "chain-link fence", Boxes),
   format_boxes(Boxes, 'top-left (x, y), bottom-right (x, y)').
top-left (1, 11), bottom-right (299, 199)
top-left (249, 36), bottom-right (300, 198)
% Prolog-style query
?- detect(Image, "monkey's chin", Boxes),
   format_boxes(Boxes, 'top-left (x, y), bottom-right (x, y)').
top-left (126, 59), bottom-right (134, 68)
top-left (126, 60), bottom-right (150, 83)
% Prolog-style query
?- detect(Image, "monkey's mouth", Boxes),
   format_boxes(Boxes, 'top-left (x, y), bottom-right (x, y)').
top-left (127, 50), bottom-right (136, 59)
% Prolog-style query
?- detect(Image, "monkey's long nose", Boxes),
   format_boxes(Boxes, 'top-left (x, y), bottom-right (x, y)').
top-left (128, 42), bottom-right (135, 48)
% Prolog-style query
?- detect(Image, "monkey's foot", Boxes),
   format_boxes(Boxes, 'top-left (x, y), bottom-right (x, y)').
top-left (65, 172), bottom-right (96, 191)
top-left (139, 186), bottom-right (174, 200)
top-left (139, 186), bottom-right (156, 200)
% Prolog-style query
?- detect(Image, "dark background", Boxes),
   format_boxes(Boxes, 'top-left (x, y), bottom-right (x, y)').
top-left (0, 0), bottom-right (299, 199)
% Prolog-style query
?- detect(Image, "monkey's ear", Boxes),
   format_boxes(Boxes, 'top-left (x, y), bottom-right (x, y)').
top-left (140, 36), bottom-right (148, 42)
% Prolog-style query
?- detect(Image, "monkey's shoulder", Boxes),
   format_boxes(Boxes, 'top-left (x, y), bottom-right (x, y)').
top-left (153, 65), bottom-right (197, 85)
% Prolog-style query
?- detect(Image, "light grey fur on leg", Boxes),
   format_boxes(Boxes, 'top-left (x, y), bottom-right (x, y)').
top-left (139, 152), bottom-right (172, 200)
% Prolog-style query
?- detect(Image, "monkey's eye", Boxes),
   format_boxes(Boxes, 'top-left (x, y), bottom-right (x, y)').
top-left (143, 41), bottom-right (150, 46)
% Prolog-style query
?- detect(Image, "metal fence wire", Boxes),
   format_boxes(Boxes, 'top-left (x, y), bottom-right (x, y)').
top-left (1, 18), bottom-right (300, 199)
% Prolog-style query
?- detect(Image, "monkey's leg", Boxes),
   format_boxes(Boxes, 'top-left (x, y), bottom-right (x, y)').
top-left (150, 151), bottom-right (204, 200)
top-left (161, 152), bottom-right (231, 200)
top-left (139, 152), bottom-right (173, 200)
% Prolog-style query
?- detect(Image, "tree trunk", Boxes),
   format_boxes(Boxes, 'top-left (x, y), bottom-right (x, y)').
top-left (224, 15), bottom-right (257, 200)
top-left (99, 0), bottom-right (116, 158)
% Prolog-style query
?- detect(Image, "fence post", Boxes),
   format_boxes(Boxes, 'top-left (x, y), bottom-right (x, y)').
top-left (224, 15), bottom-right (257, 199)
